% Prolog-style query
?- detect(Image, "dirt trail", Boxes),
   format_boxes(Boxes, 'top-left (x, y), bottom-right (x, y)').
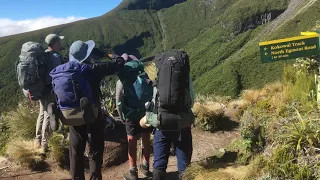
top-left (0, 128), bottom-right (239, 180)
top-left (102, 129), bottom-right (240, 180)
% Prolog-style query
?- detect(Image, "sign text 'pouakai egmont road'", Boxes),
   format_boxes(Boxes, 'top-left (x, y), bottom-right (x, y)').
top-left (259, 34), bottom-right (320, 63)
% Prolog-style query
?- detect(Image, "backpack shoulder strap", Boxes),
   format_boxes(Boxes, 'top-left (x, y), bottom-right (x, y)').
top-left (152, 86), bottom-right (159, 114)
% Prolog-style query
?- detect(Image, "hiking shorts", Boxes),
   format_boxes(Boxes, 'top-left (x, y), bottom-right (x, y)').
top-left (125, 120), bottom-right (153, 136)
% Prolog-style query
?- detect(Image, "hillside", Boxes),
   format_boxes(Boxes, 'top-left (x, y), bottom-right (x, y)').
top-left (0, 0), bottom-right (320, 113)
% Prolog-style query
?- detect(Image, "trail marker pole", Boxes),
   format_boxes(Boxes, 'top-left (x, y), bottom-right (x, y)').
top-left (317, 68), bottom-right (320, 110)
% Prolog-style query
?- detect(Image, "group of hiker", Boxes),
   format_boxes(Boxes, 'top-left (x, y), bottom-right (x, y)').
top-left (16, 33), bottom-right (195, 180)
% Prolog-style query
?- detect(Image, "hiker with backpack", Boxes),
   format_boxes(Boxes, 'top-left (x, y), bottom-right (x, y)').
top-left (36, 34), bottom-right (64, 150)
top-left (50, 40), bottom-right (126, 180)
top-left (139, 50), bottom-right (195, 180)
top-left (115, 53), bottom-right (154, 180)
top-left (16, 34), bottom-right (64, 151)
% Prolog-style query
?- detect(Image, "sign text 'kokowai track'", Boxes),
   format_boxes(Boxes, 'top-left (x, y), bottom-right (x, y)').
top-left (259, 34), bottom-right (320, 63)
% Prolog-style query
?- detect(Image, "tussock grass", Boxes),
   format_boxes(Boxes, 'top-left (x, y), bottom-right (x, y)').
top-left (0, 100), bottom-right (39, 155)
top-left (278, 110), bottom-right (320, 152)
top-left (48, 133), bottom-right (69, 169)
top-left (6, 140), bottom-right (48, 171)
top-left (241, 89), bottom-right (266, 104)
top-left (192, 103), bottom-right (226, 132)
top-left (196, 94), bottom-right (232, 105)
top-left (228, 99), bottom-right (249, 110)
top-left (241, 82), bottom-right (285, 105)
top-left (6, 101), bottom-right (39, 139)
top-left (182, 164), bottom-right (207, 180)
top-left (184, 163), bottom-right (249, 180)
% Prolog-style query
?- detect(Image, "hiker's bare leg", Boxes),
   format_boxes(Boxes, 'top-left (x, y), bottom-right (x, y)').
top-left (141, 132), bottom-right (151, 165)
top-left (127, 135), bottom-right (139, 168)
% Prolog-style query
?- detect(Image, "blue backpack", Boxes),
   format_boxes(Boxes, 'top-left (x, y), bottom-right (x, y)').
top-left (118, 60), bottom-right (153, 122)
top-left (50, 61), bottom-right (98, 126)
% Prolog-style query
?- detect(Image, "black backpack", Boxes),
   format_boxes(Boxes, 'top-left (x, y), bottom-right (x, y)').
top-left (154, 50), bottom-right (192, 130)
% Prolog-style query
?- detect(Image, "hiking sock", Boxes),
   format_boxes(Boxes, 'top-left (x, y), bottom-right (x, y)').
top-left (130, 166), bottom-right (138, 172)
top-left (130, 166), bottom-right (138, 176)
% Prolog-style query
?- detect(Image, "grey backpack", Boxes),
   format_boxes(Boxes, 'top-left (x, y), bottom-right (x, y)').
top-left (16, 42), bottom-right (47, 101)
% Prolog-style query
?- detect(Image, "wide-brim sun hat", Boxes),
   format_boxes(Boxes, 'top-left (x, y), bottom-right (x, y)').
top-left (69, 40), bottom-right (95, 63)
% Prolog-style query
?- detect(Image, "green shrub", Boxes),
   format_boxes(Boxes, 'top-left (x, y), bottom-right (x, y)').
top-left (48, 133), bottom-right (69, 169)
top-left (283, 60), bottom-right (317, 112)
top-left (6, 101), bottom-right (38, 140)
top-left (100, 81), bottom-right (117, 117)
top-left (239, 108), bottom-right (267, 154)
top-left (182, 164), bottom-right (205, 180)
top-left (278, 110), bottom-right (320, 152)
top-left (243, 154), bottom-right (267, 179)
top-left (0, 100), bottom-right (39, 155)
top-left (266, 147), bottom-right (316, 180)
top-left (227, 139), bottom-right (253, 164)
top-left (0, 115), bottom-right (10, 155)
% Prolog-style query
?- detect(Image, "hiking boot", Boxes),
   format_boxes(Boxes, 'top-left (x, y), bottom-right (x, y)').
top-left (140, 164), bottom-right (153, 179)
top-left (153, 168), bottom-right (166, 180)
top-left (123, 169), bottom-right (138, 180)
top-left (47, 103), bottom-right (59, 132)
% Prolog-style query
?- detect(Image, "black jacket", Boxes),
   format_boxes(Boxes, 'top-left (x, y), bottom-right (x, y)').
top-left (87, 58), bottom-right (125, 108)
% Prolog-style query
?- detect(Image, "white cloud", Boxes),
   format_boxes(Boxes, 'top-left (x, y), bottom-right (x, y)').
top-left (0, 16), bottom-right (87, 37)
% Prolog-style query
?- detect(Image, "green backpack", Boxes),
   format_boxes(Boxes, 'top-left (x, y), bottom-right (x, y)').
top-left (118, 60), bottom-right (153, 122)
top-left (16, 42), bottom-right (47, 101)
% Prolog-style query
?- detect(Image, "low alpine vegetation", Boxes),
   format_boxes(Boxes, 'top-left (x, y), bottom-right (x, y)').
top-left (6, 140), bottom-right (48, 171)
top-left (185, 58), bottom-right (320, 179)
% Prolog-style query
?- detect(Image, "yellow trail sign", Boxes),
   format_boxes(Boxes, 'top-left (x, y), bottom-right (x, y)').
top-left (301, 32), bottom-right (319, 36)
top-left (259, 34), bottom-right (320, 63)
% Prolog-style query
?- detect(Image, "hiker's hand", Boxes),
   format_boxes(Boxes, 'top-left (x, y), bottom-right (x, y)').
top-left (113, 56), bottom-right (126, 66)
top-left (114, 116), bottom-right (125, 124)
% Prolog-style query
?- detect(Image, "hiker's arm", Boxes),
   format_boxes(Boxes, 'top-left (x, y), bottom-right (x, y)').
top-left (91, 57), bottom-right (125, 77)
top-left (115, 80), bottom-right (124, 121)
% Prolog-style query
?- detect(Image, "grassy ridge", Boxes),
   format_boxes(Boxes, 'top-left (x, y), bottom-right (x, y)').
top-left (1, 0), bottom-right (319, 113)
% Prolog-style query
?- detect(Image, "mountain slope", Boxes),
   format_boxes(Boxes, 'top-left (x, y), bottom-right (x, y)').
top-left (0, 0), bottom-right (319, 113)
